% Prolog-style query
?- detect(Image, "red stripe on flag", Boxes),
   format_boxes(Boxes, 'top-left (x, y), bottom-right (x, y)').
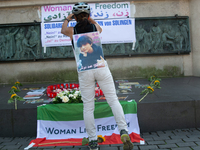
top-left (29, 133), bottom-right (144, 147)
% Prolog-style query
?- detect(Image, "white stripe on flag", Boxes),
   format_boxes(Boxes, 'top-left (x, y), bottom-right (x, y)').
top-left (37, 114), bottom-right (140, 139)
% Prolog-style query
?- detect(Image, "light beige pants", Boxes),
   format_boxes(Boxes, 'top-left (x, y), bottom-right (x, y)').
top-left (78, 64), bottom-right (128, 141)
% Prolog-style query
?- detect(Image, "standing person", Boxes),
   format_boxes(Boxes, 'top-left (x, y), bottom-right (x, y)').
top-left (61, 2), bottom-right (134, 150)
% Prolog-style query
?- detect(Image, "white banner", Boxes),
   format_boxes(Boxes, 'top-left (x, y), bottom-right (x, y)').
top-left (41, 18), bottom-right (135, 47)
top-left (41, 2), bottom-right (130, 22)
top-left (37, 114), bottom-right (140, 139)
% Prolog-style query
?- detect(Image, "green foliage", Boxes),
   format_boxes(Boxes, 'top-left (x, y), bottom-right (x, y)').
top-left (82, 137), bottom-right (89, 146)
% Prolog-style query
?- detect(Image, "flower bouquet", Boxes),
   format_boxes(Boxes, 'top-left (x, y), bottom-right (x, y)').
top-left (52, 89), bottom-right (82, 104)
top-left (8, 81), bottom-right (24, 110)
top-left (82, 135), bottom-right (106, 146)
top-left (139, 75), bottom-right (161, 102)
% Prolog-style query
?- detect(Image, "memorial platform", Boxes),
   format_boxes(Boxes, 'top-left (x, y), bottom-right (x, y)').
top-left (0, 76), bottom-right (199, 137)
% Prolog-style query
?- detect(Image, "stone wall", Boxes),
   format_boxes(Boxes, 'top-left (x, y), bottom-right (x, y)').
top-left (189, 0), bottom-right (200, 76)
top-left (0, 0), bottom-right (197, 83)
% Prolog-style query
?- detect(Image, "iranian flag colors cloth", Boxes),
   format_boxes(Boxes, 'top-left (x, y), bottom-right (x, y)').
top-left (26, 100), bottom-right (144, 149)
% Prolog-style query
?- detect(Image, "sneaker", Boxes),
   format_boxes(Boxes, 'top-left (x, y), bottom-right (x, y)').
top-left (88, 140), bottom-right (99, 150)
top-left (120, 129), bottom-right (134, 150)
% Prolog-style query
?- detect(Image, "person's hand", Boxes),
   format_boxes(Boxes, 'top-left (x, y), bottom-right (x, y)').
top-left (67, 14), bottom-right (74, 21)
top-left (88, 16), bottom-right (96, 24)
top-left (80, 51), bottom-right (87, 57)
top-left (97, 56), bottom-right (105, 68)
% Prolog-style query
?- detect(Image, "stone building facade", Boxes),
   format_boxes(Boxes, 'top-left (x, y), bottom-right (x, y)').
top-left (0, 0), bottom-right (199, 83)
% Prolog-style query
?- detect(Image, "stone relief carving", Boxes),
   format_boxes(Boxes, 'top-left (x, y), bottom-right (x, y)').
top-left (0, 17), bottom-right (190, 61)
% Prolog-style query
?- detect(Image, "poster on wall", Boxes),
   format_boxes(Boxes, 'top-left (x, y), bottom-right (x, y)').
top-left (73, 31), bottom-right (105, 72)
top-left (41, 2), bottom-right (130, 22)
top-left (41, 18), bottom-right (135, 47)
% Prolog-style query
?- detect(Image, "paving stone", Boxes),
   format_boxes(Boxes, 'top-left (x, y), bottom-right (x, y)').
top-left (165, 139), bottom-right (184, 144)
top-left (110, 144), bottom-right (122, 147)
top-left (139, 145), bottom-right (158, 150)
top-left (171, 147), bottom-right (192, 150)
top-left (141, 132), bottom-right (151, 136)
top-left (163, 131), bottom-right (175, 136)
top-left (146, 140), bottom-right (165, 145)
top-left (170, 135), bottom-right (189, 139)
top-left (150, 149), bottom-right (169, 150)
top-left (176, 141), bottom-right (197, 147)
top-left (99, 146), bottom-right (118, 150)
top-left (61, 148), bottom-right (78, 150)
top-left (142, 134), bottom-right (159, 138)
top-left (150, 149), bottom-right (170, 150)
top-left (187, 134), bottom-right (200, 138)
top-left (158, 143), bottom-right (178, 149)
top-left (0, 141), bottom-right (18, 145)
top-left (182, 137), bottom-right (200, 142)
top-left (0, 138), bottom-right (13, 142)
top-left (152, 136), bottom-right (171, 140)
top-left (142, 137), bottom-right (154, 141)
top-left (99, 144), bottom-right (110, 147)
top-left (119, 145), bottom-right (139, 150)
top-left (43, 149), bottom-right (61, 150)
top-left (37, 146), bottom-right (56, 149)
top-left (149, 132), bottom-right (158, 135)
top-left (156, 131), bottom-right (165, 135)
top-left (0, 145), bottom-right (21, 150)
top-left (191, 146), bottom-right (200, 150)
top-left (195, 141), bottom-right (200, 145)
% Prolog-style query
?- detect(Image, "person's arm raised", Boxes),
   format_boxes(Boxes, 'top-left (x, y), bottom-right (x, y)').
top-left (61, 14), bottom-right (74, 40)
top-left (88, 17), bottom-right (102, 33)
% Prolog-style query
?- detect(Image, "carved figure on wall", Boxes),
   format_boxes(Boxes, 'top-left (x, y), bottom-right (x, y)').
top-left (5, 28), bottom-right (19, 59)
top-left (151, 22), bottom-right (162, 51)
top-left (45, 47), bottom-right (52, 57)
top-left (134, 25), bottom-right (146, 52)
top-left (27, 26), bottom-right (40, 56)
top-left (64, 47), bottom-right (73, 57)
top-left (0, 30), bottom-right (6, 59)
top-left (143, 28), bottom-right (153, 52)
top-left (109, 43), bottom-right (125, 54)
top-left (15, 28), bottom-right (24, 59)
top-left (178, 21), bottom-right (189, 50)
top-left (174, 32), bottom-right (184, 50)
top-left (161, 28), bottom-right (175, 50)
top-left (22, 34), bottom-right (37, 58)
top-left (167, 25), bottom-right (174, 37)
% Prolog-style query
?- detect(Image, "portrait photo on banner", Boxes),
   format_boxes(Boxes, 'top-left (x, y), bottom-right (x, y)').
top-left (73, 31), bottom-right (105, 72)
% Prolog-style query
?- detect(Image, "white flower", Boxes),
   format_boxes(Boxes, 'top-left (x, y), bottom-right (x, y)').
top-left (74, 93), bottom-right (78, 98)
top-left (75, 91), bottom-right (79, 94)
top-left (57, 92), bottom-right (64, 98)
top-left (64, 90), bottom-right (69, 94)
top-left (69, 94), bottom-right (73, 97)
top-left (62, 96), bottom-right (69, 103)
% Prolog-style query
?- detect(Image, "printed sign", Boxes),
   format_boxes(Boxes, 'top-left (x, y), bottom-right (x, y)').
top-left (41, 2), bottom-right (130, 22)
top-left (41, 18), bottom-right (135, 47)
top-left (73, 32), bottom-right (105, 72)
top-left (41, 22), bottom-right (72, 47)
top-left (90, 2), bottom-right (130, 19)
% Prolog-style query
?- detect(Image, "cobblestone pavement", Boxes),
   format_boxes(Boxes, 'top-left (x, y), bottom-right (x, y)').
top-left (0, 128), bottom-right (200, 150)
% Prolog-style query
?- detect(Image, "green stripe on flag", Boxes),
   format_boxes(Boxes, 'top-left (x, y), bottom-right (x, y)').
top-left (37, 100), bottom-right (137, 121)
